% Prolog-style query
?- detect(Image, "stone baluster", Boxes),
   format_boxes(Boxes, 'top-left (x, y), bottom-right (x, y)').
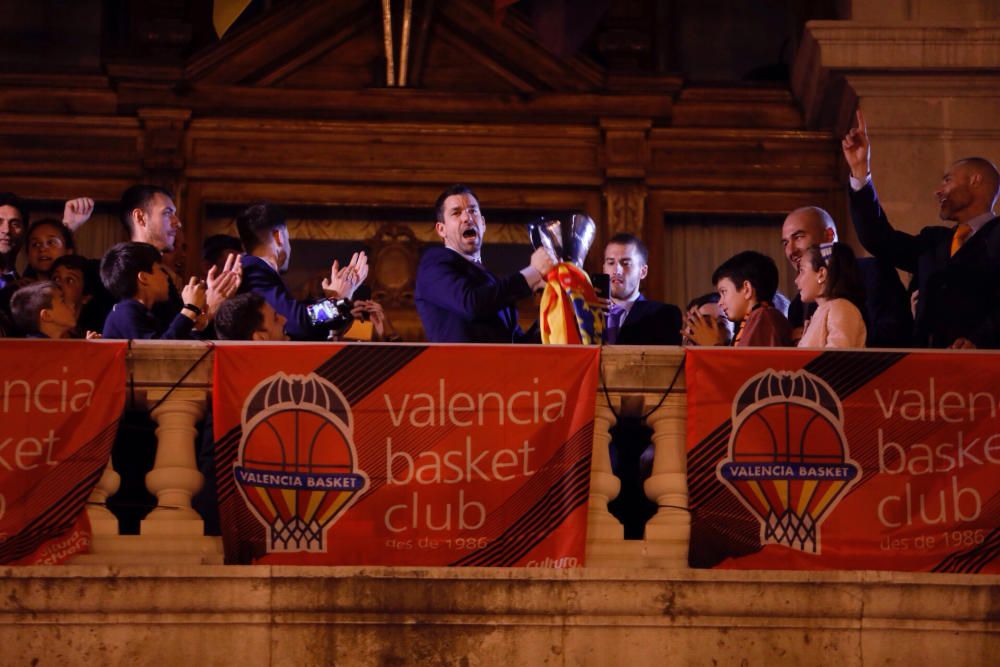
top-left (643, 394), bottom-right (689, 567)
top-left (86, 461), bottom-right (121, 535)
top-left (586, 396), bottom-right (631, 565)
top-left (142, 389), bottom-right (206, 536)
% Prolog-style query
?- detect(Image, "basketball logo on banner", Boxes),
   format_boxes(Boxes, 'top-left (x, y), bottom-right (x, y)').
top-left (234, 372), bottom-right (369, 552)
top-left (716, 369), bottom-right (860, 554)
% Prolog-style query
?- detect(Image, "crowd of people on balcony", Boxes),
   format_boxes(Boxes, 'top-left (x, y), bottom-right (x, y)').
top-left (1, 111), bottom-right (999, 351)
top-left (3, 110), bottom-right (998, 541)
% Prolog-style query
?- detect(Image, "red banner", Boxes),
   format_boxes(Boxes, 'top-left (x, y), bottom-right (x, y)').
top-left (687, 348), bottom-right (1000, 573)
top-left (213, 343), bottom-right (599, 566)
top-left (0, 340), bottom-right (126, 565)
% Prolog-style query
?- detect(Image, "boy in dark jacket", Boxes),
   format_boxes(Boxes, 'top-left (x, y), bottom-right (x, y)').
top-left (100, 242), bottom-right (206, 340)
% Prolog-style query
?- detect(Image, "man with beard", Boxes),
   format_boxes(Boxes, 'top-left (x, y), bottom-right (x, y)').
top-left (843, 110), bottom-right (1000, 348)
top-left (598, 233), bottom-right (682, 539)
top-left (236, 201), bottom-right (370, 341)
top-left (415, 184), bottom-right (556, 343)
top-left (601, 232), bottom-right (681, 345)
top-left (781, 205), bottom-right (911, 348)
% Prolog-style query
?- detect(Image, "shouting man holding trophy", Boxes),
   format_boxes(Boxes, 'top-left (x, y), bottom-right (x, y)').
top-left (415, 184), bottom-right (557, 343)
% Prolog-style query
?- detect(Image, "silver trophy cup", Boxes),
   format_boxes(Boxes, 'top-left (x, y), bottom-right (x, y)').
top-left (527, 212), bottom-right (596, 267)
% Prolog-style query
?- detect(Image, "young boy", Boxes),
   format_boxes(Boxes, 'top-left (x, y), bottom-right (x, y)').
top-left (51, 253), bottom-right (115, 335)
top-left (10, 281), bottom-right (81, 339)
top-left (100, 241), bottom-right (207, 339)
top-left (706, 250), bottom-right (792, 347)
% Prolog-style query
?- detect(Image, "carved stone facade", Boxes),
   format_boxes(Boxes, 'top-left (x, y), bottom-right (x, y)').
top-left (4, 0), bottom-right (993, 334)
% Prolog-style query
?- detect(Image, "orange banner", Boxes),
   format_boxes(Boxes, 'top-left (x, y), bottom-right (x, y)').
top-left (0, 340), bottom-right (126, 565)
top-left (213, 343), bottom-right (599, 566)
top-left (687, 348), bottom-right (1000, 572)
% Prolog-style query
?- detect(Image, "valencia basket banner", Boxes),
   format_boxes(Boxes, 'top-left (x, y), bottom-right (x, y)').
top-left (687, 348), bottom-right (1000, 573)
top-left (0, 340), bottom-right (126, 565)
top-left (213, 343), bottom-right (599, 566)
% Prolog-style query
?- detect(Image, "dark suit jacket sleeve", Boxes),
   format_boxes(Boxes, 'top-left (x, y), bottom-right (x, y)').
top-left (661, 304), bottom-right (683, 345)
top-left (858, 256), bottom-right (913, 348)
top-left (417, 247), bottom-right (532, 318)
top-left (618, 300), bottom-right (682, 345)
top-left (849, 181), bottom-right (924, 274)
top-left (241, 258), bottom-right (322, 340)
top-left (965, 225), bottom-right (1000, 347)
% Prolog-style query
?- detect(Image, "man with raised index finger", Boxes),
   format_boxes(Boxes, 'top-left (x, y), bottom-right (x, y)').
top-left (843, 109), bottom-right (1000, 349)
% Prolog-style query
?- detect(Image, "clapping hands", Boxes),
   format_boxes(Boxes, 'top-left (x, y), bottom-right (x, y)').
top-left (206, 252), bottom-right (243, 317)
top-left (683, 311), bottom-right (725, 346)
top-left (323, 251), bottom-right (369, 299)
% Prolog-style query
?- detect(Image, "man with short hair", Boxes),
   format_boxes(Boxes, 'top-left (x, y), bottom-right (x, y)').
top-left (236, 201), bottom-right (367, 341)
top-left (0, 192), bottom-right (28, 290)
top-left (781, 205), bottom-right (911, 348)
top-left (118, 185), bottom-right (239, 329)
top-left (215, 292), bottom-right (289, 341)
top-left (601, 232), bottom-right (681, 345)
top-left (599, 233), bottom-right (682, 540)
top-left (415, 184), bottom-right (556, 343)
top-left (120, 185), bottom-right (181, 253)
top-left (843, 110), bottom-right (1000, 348)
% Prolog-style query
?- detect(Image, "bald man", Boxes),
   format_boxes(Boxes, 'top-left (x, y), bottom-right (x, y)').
top-left (781, 205), bottom-right (911, 348)
top-left (844, 110), bottom-right (1000, 348)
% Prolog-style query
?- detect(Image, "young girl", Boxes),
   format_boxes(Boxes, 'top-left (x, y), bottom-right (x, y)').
top-left (795, 242), bottom-right (867, 348)
top-left (24, 218), bottom-right (76, 280)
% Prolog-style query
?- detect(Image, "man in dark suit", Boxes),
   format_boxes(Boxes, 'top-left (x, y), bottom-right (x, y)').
top-left (415, 184), bottom-right (556, 343)
top-left (600, 232), bottom-right (682, 539)
top-left (602, 232), bottom-right (682, 346)
top-left (236, 201), bottom-right (368, 341)
top-left (781, 205), bottom-right (912, 348)
top-left (843, 110), bottom-right (1000, 349)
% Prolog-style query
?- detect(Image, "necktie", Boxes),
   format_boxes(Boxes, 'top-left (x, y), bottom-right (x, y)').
top-left (606, 304), bottom-right (625, 345)
top-left (950, 222), bottom-right (972, 257)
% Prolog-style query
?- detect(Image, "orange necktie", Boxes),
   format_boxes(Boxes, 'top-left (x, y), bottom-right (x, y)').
top-left (950, 222), bottom-right (972, 256)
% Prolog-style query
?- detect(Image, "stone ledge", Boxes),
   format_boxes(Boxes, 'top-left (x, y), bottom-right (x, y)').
top-left (2, 566), bottom-right (997, 666)
top-left (804, 22), bottom-right (1000, 70)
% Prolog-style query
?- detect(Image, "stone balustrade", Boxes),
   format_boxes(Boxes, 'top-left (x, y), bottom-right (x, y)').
top-left (12, 341), bottom-right (1000, 666)
top-left (80, 341), bottom-right (688, 567)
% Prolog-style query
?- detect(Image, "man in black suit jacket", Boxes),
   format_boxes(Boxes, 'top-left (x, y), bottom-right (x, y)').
top-left (843, 110), bottom-right (1000, 349)
top-left (602, 232), bottom-right (682, 346)
top-left (236, 201), bottom-right (368, 341)
top-left (781, 205), bottom-right (912, 348)
top-left (601, 232), bottom-right (682, 539)
top-left (415, 184), bottom-right (556, 343)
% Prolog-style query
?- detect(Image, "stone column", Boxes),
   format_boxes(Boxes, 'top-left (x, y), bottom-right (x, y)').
top-left (142, 389), bottom-right (206, 536)
top-left (642, 394), bottom-right (689, 568)
top-left (86, 461), bottom-right (121, 535)
top-left (585, 398), bottom-right (626, 566)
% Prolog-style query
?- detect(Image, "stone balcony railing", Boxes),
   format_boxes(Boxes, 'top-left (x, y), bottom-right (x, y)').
top-left (77, 340), bottom-right (689, 568)
top-left (11, 341), bottom-right (1000, 667)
